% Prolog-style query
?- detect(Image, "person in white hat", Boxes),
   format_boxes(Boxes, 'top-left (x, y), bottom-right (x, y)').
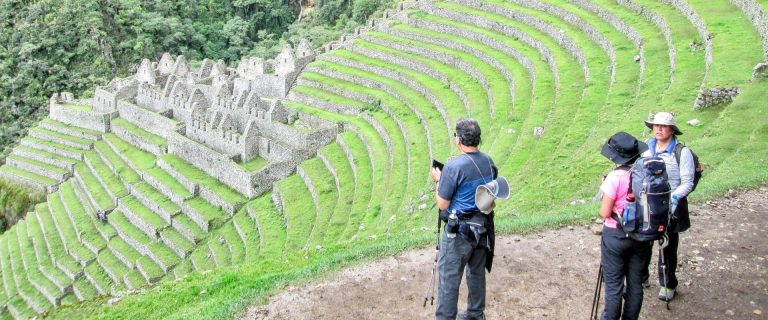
top-left (642, 112), bottom-right (696, 302)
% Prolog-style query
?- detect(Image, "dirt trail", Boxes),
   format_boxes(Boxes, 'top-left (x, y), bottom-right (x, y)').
top-left (242, 187), bottom-right (768, 319)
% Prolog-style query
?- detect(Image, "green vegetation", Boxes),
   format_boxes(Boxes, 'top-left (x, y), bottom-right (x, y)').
top-left (0, 177), bottom-right (45, 232)
top-left (1, 0), bottom-right (767, 318)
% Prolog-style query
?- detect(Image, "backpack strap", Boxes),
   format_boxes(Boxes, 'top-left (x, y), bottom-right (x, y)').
top-left (673, 142), bottom-right (685, 166)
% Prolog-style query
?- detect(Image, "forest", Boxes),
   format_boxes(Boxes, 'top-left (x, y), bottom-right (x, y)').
top-left (0, 0), bottom-right (392, 231)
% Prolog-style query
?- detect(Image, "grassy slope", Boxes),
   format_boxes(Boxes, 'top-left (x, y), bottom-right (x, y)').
top-left (10, 0), bottom-right (767, 319)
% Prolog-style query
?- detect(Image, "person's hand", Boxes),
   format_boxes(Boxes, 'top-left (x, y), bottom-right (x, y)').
top-left (431, 167), bottom-right (442, 182)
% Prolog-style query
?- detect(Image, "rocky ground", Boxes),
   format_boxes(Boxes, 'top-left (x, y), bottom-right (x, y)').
top-left (241, 187), bottom-right (768, 319)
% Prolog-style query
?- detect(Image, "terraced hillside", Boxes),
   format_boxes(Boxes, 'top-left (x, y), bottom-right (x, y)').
top-left (1, 0), bottom-right (767, 318)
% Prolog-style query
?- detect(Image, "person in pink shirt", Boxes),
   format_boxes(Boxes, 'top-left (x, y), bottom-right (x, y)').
top-left (597, 132), bottom-right (652, 320)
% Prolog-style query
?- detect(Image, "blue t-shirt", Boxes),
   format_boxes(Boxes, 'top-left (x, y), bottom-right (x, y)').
top-left (438, 151), bottom-right (497, 213)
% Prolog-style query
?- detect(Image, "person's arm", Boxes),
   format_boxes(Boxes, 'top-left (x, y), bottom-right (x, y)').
top-left (431, 167), bottom-right (452, 210)
top-left (674, 147), bottom-right (695, 198)
top-left (599, 194), bottom-right (615, 219)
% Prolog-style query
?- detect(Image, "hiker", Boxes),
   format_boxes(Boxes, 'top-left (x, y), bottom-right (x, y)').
top-left (642, 112), bottom-right (696, 301)
top-left (430, 118), bottom-right (497, 320)
top-left (597, 132), bottom-right (653, 320)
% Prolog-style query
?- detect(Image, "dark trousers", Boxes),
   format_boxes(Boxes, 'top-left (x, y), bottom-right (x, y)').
top-left (640, 231), bottom-right (681, 290)
top-left (601, 227), bottom-right (652, 320)
top-left (657, 231), bottom-right (680, 289)
top-left (436, 229), bottom-right (487, 320)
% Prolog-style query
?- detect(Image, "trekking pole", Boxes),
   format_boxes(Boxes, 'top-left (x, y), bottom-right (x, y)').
top-left (424, 216), bottom-right (441, 307)
top-left (590, 264), bottom-right (603, 320)
top-left (659, 235), bottom-right (670, 310)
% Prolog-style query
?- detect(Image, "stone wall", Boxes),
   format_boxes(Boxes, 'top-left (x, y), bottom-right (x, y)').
top-left (117, 101), bottom-right (181, 139)
top-left (49, 99), bottom-right (116, 133)
top-left (167, 132), bottom-right (256, 197)
top-left (693, 87), bottom-right (740, 110)
top-left (729, 0), bottom-right (768, 61)
top-left (430, 6), bottom-right (562, 92)
top-left (451, 0), bottom-right (591, 81)
top-left (665, 0), bottom-right (712, 79)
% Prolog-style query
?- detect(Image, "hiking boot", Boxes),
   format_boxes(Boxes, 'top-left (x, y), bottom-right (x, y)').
top-left (458, 310), bottom-right (484, 320)
top-left (658, 287), bottom-right (675, 301)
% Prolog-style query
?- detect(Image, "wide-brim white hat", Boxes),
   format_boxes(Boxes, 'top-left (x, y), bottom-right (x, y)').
top-left (645, 112), bottom-right (683, 135)
top-left (475, 177), bottom-right (510, 214)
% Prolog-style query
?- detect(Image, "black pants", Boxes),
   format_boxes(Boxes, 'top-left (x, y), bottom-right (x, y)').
top-left (601, 227), bottom-right (653, 320)
top-left (657, 231), bottom-right (680, 289)
top-left (640, 231), bottom-right (681, 290)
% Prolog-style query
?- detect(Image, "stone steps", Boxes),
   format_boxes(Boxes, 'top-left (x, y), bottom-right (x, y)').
top-left (156, 155), bottom-right (246, 215)
top-left (122, 269), bottom-right (146, 291)
top-left (58, 181), bottom-right (110, 254)
top-left (5, 227), bottom-right (52, 314)
top-left (231, 212), bottom-right (260, 262)
top-left (47, 193), bottom-right (97, 267)
top-left (159, 228), bottom-right (194, 258)
top-left (72, 277), bottom-right (99, 302)
top-left (83, 151), bottom-right (130, 202)
top-left (286, 90), bottom-right (363, 116)
top-left (83, 262), bottom-right (114, 296)
top-left (28, 127), bottom-right (93, 150)
top-left (106, 237), bottom-right (142, 271)
top-left (5, 155), bottom-right (70, 182)
top-left (10, 146), bottom-right (76, 171)
top-left (111, 118), bottom-right (167, 156)
top-left (32, 204), bottom-right (81, 281)
top-left (38, 118), bottom-right (102, 141)
top-left (0, 166), bottom-right (56, 193)
top-left (118, 195), bottom-right (168, 241)
top-left (171, 213), bottom-right (206, 244)
top-left (69, 178), bottom-right (119, 243)
top-left (15, 221), bottom-right (64, 307)
top-left (18, 136), bottom-right (84, 161)
top-left (25, 213), bottom-right (73, 294)
top-left (135, 256), bottom-right (165, 283)
top-left (449, 0), bottom-right (590, 80)
top-left (180, 197), bottom-right (226, 233)
top-left (96, 249), bottom-right (130, 286)
top-left (73, 163), bottom-right (117, 212)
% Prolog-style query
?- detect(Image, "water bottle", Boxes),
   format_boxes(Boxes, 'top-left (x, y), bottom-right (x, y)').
top-left (670, 194), bottom-right (680, 216)
top-left (623, 193), bottom-right (637, 231)
top-left (446, 212), bottom-right (458, 239)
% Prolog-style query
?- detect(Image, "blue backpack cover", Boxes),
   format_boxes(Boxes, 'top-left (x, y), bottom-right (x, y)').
top-left (622, 157), bottom-right (672, 242)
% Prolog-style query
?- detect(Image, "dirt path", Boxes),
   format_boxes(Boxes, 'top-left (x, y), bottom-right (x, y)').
top-left (242, 187), bottom-right (768, 319)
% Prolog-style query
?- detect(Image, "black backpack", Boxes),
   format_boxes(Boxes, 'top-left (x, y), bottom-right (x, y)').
top-left (620, 156), bottom-right (672, 242)
top-left (674, 142), bottom-right (703, 192)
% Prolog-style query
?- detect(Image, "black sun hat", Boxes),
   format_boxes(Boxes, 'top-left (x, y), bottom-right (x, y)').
top-left (601, 132), bottom-right (649, 165)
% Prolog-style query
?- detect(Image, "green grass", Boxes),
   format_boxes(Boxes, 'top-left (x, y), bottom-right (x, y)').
top-left (185, 197), bottom-right (226, 230)
top-left (237, 157), bottom-right (268, 173)
top-left (94, 140), bottom-right (142, 184)
top-left (48, 192), bottom-right (97, 263)
top-left (7, 154), bottom-right (69, 175)
top-left (84, 151), bottom-right (129, 199)
top-left (29, 127), bottom-right (93, 148)
top-left (160, 154), bottom-right (246, 204)
top-left (0, 165), bottom-right (58, 186)
top-left (5, 0), bottom-right (768, 318)
top-left (58, 181), bottom-right (108, 252)
top-left (97, 250), bottom-right (131, 284)
top-left (40, 117), bottom-right (101, 138)
top-left (32, 203), bottom-right (81, 277)
top-left (20, 136), bottom-right (86, 159)
top-left (14, 144), bottom-right (77, 167)
top-left (74, 163), bottom-right (115, 210)
top-left (111, 118), bottom-right (168, 148)
top-left (59, 103), bottom-right (93, 112)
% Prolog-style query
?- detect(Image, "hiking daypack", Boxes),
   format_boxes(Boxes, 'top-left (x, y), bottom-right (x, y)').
top-left (622, 157), bottom-right (672, 242)
top-left (674, 142), bottom-right (703, 192)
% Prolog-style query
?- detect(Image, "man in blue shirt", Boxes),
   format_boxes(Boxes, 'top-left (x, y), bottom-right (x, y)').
top-left (431, 118), bottom-right (497, 320)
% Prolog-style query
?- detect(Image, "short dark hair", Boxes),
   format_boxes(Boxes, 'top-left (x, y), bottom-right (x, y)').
top-left (455, 118), bottom-right (481, 147)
